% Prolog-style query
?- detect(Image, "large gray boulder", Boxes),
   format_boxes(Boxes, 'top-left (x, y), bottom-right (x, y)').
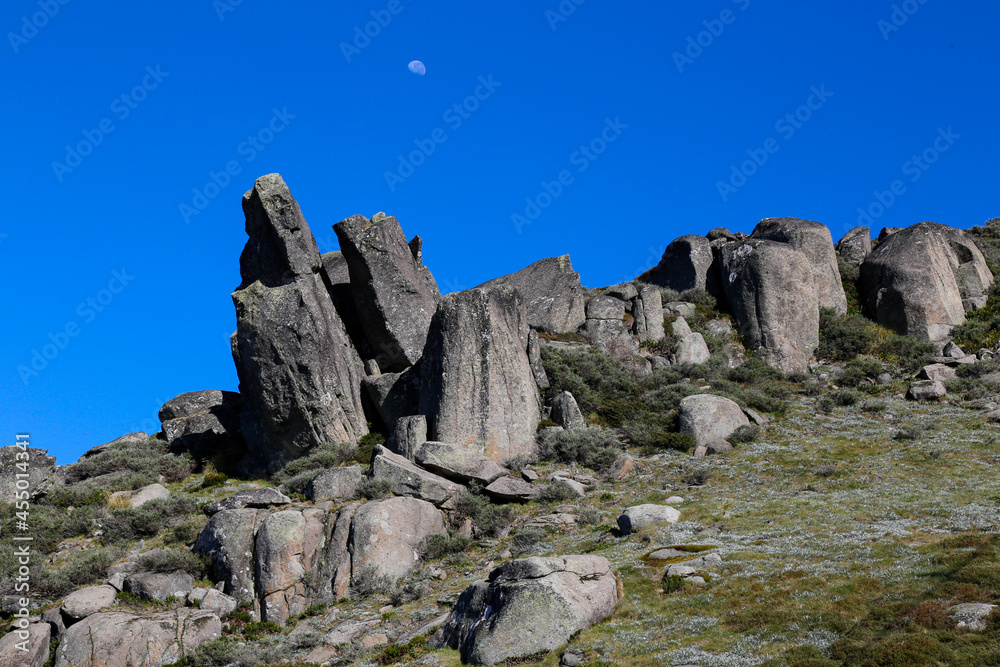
top-left (477, 255), bottom-right (587, 334)
top-left (675, 332), bottom-right (711, 366)
top-left (858, 222), bottom-right (993, 343)
top-left (720, 239), bottom-right (819, 372)
top-left (836, 226), bottom-right (872, 266)
top-left (255, 508), bottom-right (327, 624)
top-left (419, 286), bottom-right (541, 463)
top-left (159, 390), bottom-right (244, 463)
top-left (678, 394), bottom-right (750, 446)
top-left (202, 487), bottom-right (291, 516)
top-left (639, 234), bottom-right (720, 297)
top-left (415, 441), bottom-right (509, 485)
top-left (306, 465), bottom-right (363, 501)
top-left (0, 446), bottom-right (56, 503)
top-left (752, 217), bottom-right (848, 315)
top-left (432, 556), bottom-right (618, 666)
top-left (369, 445), bottom-right (462, 507)
top-left (390, 415), bottom-right (428, 461)
top-left (617, 504), bottom-right (681, 534)
top-left (550, 391), bottom-right (586, 430)
top-left (0, 623), bottom-right (49, 667)
top-left (193, 508), bottom-right (267, 601)
top-left (584, 296), bottom-right (642, 368)
top-left (232, 174), bottom-right (368, 470)
top-left (54, 609), bottom-right (221, 667)
top-left (123, 572), bottom-right (193, 602)
top-left (60, 585), bottom-right (118, 623)
top-left (333, 213), bottom-right (440, 370)
top-left (349, 497), bottom-right (446, 584)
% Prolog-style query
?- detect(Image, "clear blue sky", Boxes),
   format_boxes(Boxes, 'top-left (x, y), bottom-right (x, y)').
top-left (2, 1), bottom-right (998, 464)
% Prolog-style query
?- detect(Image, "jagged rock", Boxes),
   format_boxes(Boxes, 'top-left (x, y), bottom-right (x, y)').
top-left (675, 333), bottom-right (711, 366)
top-left (752, 217), bottom-right (848, 314)
top-left (198, 589), bottom-right (239, 618)
top-left (194, 508), bottom-right (267, 601)
top-left (255, 508), bottom-right (327, 624)
top-left (632, 286), bottom-right (665, 342)
top-left (836, 226), bottom-right (872, 266)
top-left (203, 487), bottom-right (291, 516)
top-left (584, 295), bottom-right (643, 368)
top-left (369, 445), bottom-right (462, 506)
top-left (918, 364), bottom-right (958, 383)
top-left (333, 213), bottom-right (440, 370)
top-left (361, 366), bottom-right (420, 433)
top-left (484, 477), bottom-right (540, 503)
top-left (879, 226), bottom-right (903, 241)
top-left (907, 380), bottom-right (947, 401)
top-left (603, 283), bottom-right (638, 301)
top-left (54, 609), bottom-right (221, 667)
top-left (390, 415), bottom-right (428, 461)
top-left (108, 483), bottom-right (169, 509)
top-left (550, 391), bottom-right (586, 430)
top-left (350, 497), bottom-right (446, 583)
top-left (306, 465), bottom-right (363, 502)
top-left (942, 341), bottom-right (966, 359)
top-left (707, 228), bottom-right (736, 242)
top-left (720, 239), bottom-right (819, 372)
top-left (432, 555), bottom-right (618, 666)
top-left (476, 256), bottom-right (587, 334)
top-left (0, 447), bottom-right (56, 503)
top-left (527, 330), bottom-right (550, 390)
top-left (0, 622), bottom-right (49, 667)
top-left (321, 250), bottom-right (372, 359)
top-left (420, 286), bottom-right (541, 463)
top-left (160, 390), bottom-right (245, 463)
top-left (679, 395), bottom-right (750, 446)
top-left (123, 572), bottom-right (193, 602)
top-left (232, 174), bottom-right (367, 470)
top-left (415, 442), bottom-right (508, 485)
top-left (617, 504), bottom-right (681, 534)
top-left (639, 235), bottom-right (720, 297)
top-left (858, 222), bottom-right (993, 342)
top-left (323, 502), bottom-right (359, 602)
top-left (41, 607), bottom-right (66, 637)
top-left (60, 585), bottom-right (117, 623)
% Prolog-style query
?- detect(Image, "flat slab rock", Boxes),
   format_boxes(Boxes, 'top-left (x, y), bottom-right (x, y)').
top-left (203, 487), bottom-right (291, 516)
top-left (415, 441), bottom-right (509, 485)
top-left (485, 476), bottom-right (540, 503)
top-left (60, 585), bottom-right (118, 622)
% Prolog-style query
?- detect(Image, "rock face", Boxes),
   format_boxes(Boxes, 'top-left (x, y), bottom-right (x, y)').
top-left (433, 556), bottom-right (618, 666)
top-left (420, 286), bottom-right (541, 463)
top-left (0, 446), bottom-right (56, 503)
top-left (54, 609), bottom-right (221, 667)
top-left (678, 395), bottom-right (750, 446)
top-left (159, 390), bottom-right (244, 463)
top-left (232, 174), bottom-right (368, 470)
top-left (720, 239), bottom-right (819, 372)
top-left (203, 487), bottom-right (291, 516)
top-left (255, 508), bottom-right (327, 624)
top-left (639, 235), bottom-right (719, 296)
top-left (584, 296), bottom-right (642, 367)
top-left (306, 465), bottom-right (363, 502)
top-left (0, 623), bottom-right (49, 667)
top-left (333, 213), bottom-right (440, 370)
top-left (752, 217), bottom-right (848, 315)
top-left (836, 226), bottom-right (872, 266)
top-left (858, 222), bottom-right (993, 343)
top-left (390, 415), bottom-right (428, 461)
top-left (124, 572), bottom-right (193, 602)
top-left (361, 366), bottom-right (420, 433)
top-left (194, 508), bottom-right (267, 601)
top-left (477, 255), bottom-right (587, 334)
top-left (349, 497), bottom-right (446, 583)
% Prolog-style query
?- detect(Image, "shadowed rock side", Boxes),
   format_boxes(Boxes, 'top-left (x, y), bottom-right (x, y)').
top-left (858, 222), bottom-right (994, 343)
top-left (639, 234), bottom-right (722, 298)
top-left (333, 213), bottom-right (441, 371)
top-left (232, 174), bottom-right (367, 471)
top-left (321, 250), bottom-right (373, 360)
top-left (419, 286), bottom-right (541, 463)
top-left (836, 225), bottom-right (872, 266)
top-left (476, 255), bottom-right (587, 334)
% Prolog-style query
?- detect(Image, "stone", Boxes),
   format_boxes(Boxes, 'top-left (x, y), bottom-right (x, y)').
top-left (321, 250), bottom-right (372, 360)
top-left (675, 333), bottom-right (711, 366)
top-left (879, 226), bottom-right (903, 241)
top-left (41, 607), bottom-right (66, 638)
top-left (199, 589), bottom-right (239, 618)
top-left (125, 483), bottom-right (170, 508)
top-left (54, 609), bottom-right (221, 667)
top-left (918, 364), bottom-right (958, 383)
top-left (707, 227), bottom-right (736, 242)
top-left (106, 573), bottom-right (126, 592)
top-left (603, 283), bottom-right (638, 301)
top-left (720, 239), bottom-right (819, 372)
top-left (942, 341), bottom-right (966, 359)
top-left (527, 329), bottom-right (550, 390)
top-left (485, 477), bottom-right (541, 503)
top-left (0, 622), bottom-right (49, 667)
top-left (390, 415), bottom-right (428, 461)
top-left (123, 572), bottom-right (193, 602)
top-left (255, 508), bottom-right (327, 624)
top-left (836, 226), bottom-right (872, 266)
top-left (161, 402), bottom-right (245, 464)
top-left (617, 504), bottom-right (681, 534)
top-left (743, 408), bottom-right (770, 425)
top-left (476, 256), bottom-right (587, 334)
top-left (639, 235), bottom-right (720, 297)
top-left (907, 380), bottom-right (947, 401)
top-left (232, 174), bottom-right (367, 470)
top-left (306, 465), bottom-right (363, 502)
top-left (419, 286), bottom-right (541, 463)
top-left (586, 295), bottom-right (626, 321)
top-left (671, 317), bottom-right (692, 337)
top-left (678, 395), bottom-right (750, 446)
top-left (320, 619), bottom-right (380, 646)
top-left (395, 612), bottom-right (451, 647)
top-left (0, 447), bottom-right (56, 503)
top-left (203, 487), bottom-right (292, 516)
top-left (361, 366), bottom-right (420, 433)
top-left (664, 302), bottom-right (697, 319)
top-left (432, 556), bottom-right (618, 666)
top-left (858, 222), bottom-right (993, 342)
top-left (706, 319), bottom-right (734, 340)
top-left (415, 442), bottom-right (509, 485)
top-left (550, 391), bottom-right (586, 430)
top-left (550, 477), bottom-right (586, 498)
top-left (60, 585), bottom-right (117, 623)
top-left (350, 497), bottom-right (446, 583)
top-left (369, 445), bottom-right (462, 507)
top-left (333, 212), bottom-right (440, 370)
top-left (877, 372), bottom-right (894, 385)
top-left (950, 603), bottom-right (996, 631)
top-left (705, 440), bottom-right (733, 455)
top-left (609, 455), bottom-right (635, 480)
top-left (193, 508), bottom-right (267, 601)
top-left (585, 318), bottom-right (642, 366)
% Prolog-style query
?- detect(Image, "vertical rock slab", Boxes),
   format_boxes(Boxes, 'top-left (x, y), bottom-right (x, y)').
top-left (193, 508), bottom-right (267, 602)
top-left (639, 235), bottom-right (721, 298)
top-left (333, 213), bottom-right (441, 370)
top-left (419, 286), bottom-right (541, 463)
top-left (752, 217), bottom-right (848, 315)
top-left (232, 174), bottom-right (367, 470)
top-left (255, 508), bottom-right (327, 624)
top-left (632, 286), bottom-right (665, 342)
top-left (476, 255), bottom-right (587, 334)
top-left (349, 497), bottom-right (446, 584)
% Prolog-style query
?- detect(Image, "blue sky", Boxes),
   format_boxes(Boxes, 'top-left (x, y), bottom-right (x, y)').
top-left (2, 1), bottom-right (998, 464)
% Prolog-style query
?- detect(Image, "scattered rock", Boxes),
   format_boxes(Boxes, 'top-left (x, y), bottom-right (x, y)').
top-left (671, 316), bottom-right (693, 338)
top-left (917, 364), bottom-right (958, 383)
top-left (60, 585), bottom-right (117, 623)
top-left (550, 391), bottom-right (586, 430)
top-left (199, 589), bottom-right (239, 618)
top-left (617, 504), bottom-right (681, 535)
top-left (678, 395), bottom-right (750, 446)
top-left (476, 255), bottom-right (587, 334)
top-left (632, 286), bottom-right (665, 342)
top-left (485, 477), bottom-right (541, 503)
top-left (705, 440), bottom-right (733, 455)
top-left (203, 487), bottom-right (291, 516)
top-left (907, 380), bottom-right (947, 401)
top-left (123, 572), bottom-right (193, 602)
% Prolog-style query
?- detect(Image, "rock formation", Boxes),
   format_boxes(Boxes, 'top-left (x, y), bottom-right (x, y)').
top-left (476, 255), bottom-right (587, 333)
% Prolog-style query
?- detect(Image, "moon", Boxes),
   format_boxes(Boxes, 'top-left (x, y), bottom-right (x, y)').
top-left (407, 60), bottom-right (426, 76)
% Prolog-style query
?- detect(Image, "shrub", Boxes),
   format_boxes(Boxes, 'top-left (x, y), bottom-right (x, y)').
top-left (680, 465), bottom-right (712, 486)
top-left (63, 436), bottom-right (194, 485)
top-left (539, 482), bottom-right (578, 503)
top-left (351, 566), bottom-right (393, 599)
top-left (33, 547), bottom-right (122, 598)
top-left (510, 526), bottom-right (547, 556)
top-left (536, 428), bottom-right (624, 473)
top-left (164, 518), bottom-right (204, 546)
top-left (273, 442), bottom-right (354, 483)
top-left (827, 388), bottom-right (864, 407)
top-left (661, 574), bottom-right (685, 594)
top-left (101, 495), bottom-right (199, 544)
top-left (137, 548), bottom-right (208, 577)
top-left (817, 307), bottom-right (877, 362)
top-left (838, 359), bottom-right (884, 388)
top-left (373, 636), bottom-right (430, 665)
top-left (860, 399), bottom-right (887, 413)
top-left (679, 287), bottom-right (717, 311)
top-left (728, 424), bottom-right (760, 444)
top-left (453, 484), bottom-right (514, 538)
top-left (874, 335), bottom-right (935, 371)
top-left (421, 534), bottom-right (471, 560)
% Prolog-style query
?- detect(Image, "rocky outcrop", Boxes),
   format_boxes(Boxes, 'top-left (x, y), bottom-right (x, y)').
top-left (0, 623), bottom-right (49, 667)
top-left (123, 572), bottom-right (193, 602)
top-left (476, 255), bottom-right (587, 334)
top-left (60, 585), bottom-right (117, 624)
top-left (678, 395), bottom-right (750, 446)
top-left (432, 555), bottom-right (618, 666)
top-left (484, 476), bottom-right (540, 503)
top-left (202, 487), bottom-right (291, 516)
top-left (836, 226), bottom-right (872, 266)
top-left (306, 465), bottom-right (363, 502)
top-left (194, 508), bottom-right (267, 601)
top-left (752, 217), bottom-right (848, 314)
top-left (0, 446), bottom-right (56, 503)
top-left (720, 239), bottom-right (819, 372)
top-left (415, 441), bottom-right (509, 485)
top-left (584, 296), bottom-right (643, 369)
top-left (232, 174), bottom-right (368, 470)
top-left (349, 497), bottom-right (446, 583)
top-left (858, 222), bottom-right (993, 343)
top-left (632, 285), bottom-right (665, 342)
top-left (255, 508), bottom-right (327, 624)
top-left (361, 366), bottom-right (420, 433)
top-left (419, 286), bottom-right (541, 463)
top-left (333, 213), bottom-right (440, 370)
top-left (321, 250), bottom-right (372, 359)
top-left (639, 235), bottom-right (719, 297)
top-left (158, 390), bottom-right (245, 463)
top-left (369, 445), bottom-right (463, 507)
top-left (390, 415), bottom-right (428, 461)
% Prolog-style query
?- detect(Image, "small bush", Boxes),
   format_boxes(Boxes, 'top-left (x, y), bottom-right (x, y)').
top-left (453, 485), bottom-right (514, 538)
top-left (895, 424), bottom-right (921, 441)
top-left (33, 547), bottom-right (122, 598)
top-left (680, 465), bottom-right (712, 486)
top-left (860, 399), bottom-right (887, 413)
top-left (357, 477), bottom-right (392, 500)
top-left (510, 526), bottom-right (547, 556)
top-left (728, 424), bottom-right (760, 444)
top-left (351, 566), bottom-right (393, 599)
top-left (818, 307), bottom-right (877, 361)
top-left (137, 548), bottom-right (207, 577)
top-left (273, 442), bottom-right (355, 483)
top-left (827, 388), bottom-right (864, 407)
top-left (63, 436), bottom-right (194, 485)
top-left (373, 636), bottom-right (429, 665)
top-left (536, 428), bottom-right (624, 473)
top-left (875, 335), bottom-right (935, 371)
top-left (838, 359), bottom-right (884, 388)
top-left (661, 574), bottom-right (685, 594)
top-left (101, 495), bottom-right (199, 545)
top-left (421, 533), bottom-right (471, 560)
top-left (539, 482), bottom-right (578, 503)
